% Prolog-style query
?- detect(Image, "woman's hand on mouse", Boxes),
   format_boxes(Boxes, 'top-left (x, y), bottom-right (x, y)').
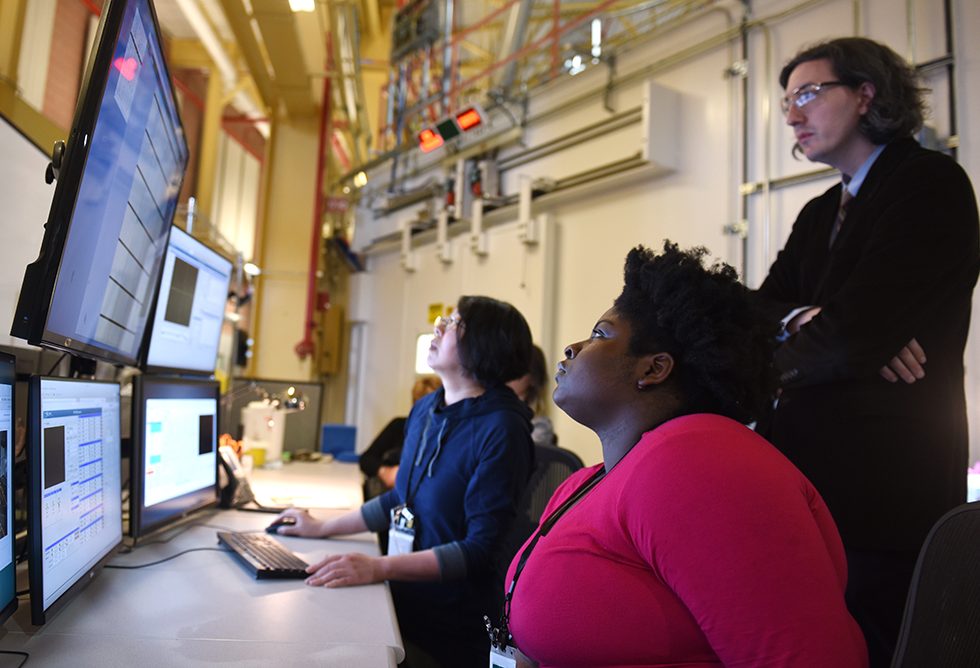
top-left (273, 508), bottom-right (326, 537)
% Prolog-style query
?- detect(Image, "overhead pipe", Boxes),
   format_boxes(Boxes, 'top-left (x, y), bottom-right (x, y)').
top-left (294, 39), bottom-right (333, 360)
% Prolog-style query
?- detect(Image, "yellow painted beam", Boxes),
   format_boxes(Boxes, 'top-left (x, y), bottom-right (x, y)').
top-left (0, 80), bottom-right (66, 152)
top-left (195, 69), bottom-right (225, 222)
top-left (0, 0), bottom-right (27, 84)
top-left (218, 0), bottom-right (277, 111)
top-left (169, 39), bottom-right (215, 70)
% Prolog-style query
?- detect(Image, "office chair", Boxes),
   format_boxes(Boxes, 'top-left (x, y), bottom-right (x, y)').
top-left (497, 444), bottom-right (585, 575)
top-left (891, 501), bottom-right (980, 668)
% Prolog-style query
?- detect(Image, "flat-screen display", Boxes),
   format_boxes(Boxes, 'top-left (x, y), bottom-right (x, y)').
top-left (28, 377), bottom-right (122, 625)
top-left (143, 227), bottom-right (233, 374)
top-left (10, 0), bottom-right (188, 366)
top-left (0, 353), bottom-right (17, 623)
top-left (130, 375), bottom-right (219, 539)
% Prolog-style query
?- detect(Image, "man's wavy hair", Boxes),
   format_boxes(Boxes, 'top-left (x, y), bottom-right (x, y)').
top-left (613, 242), bottom-right (777, 425)
top-left (780, 37), bottom-right (927, 146)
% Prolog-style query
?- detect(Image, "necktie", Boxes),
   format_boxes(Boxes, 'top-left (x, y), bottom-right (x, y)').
top-left (829, 184), bottom-right (852, 248)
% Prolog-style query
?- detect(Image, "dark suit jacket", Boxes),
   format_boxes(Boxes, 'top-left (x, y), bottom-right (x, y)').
top-left (757, 138), bottom-right (980, 552)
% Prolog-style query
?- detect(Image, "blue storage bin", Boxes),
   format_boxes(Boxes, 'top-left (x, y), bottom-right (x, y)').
top-left (321, 424), bottom-right (359, 463)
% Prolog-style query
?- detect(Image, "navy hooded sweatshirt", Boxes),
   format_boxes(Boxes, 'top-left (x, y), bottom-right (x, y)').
top-left (361, 383), bottom-right (533, 657)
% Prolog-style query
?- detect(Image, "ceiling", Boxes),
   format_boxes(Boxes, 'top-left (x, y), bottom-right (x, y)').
top-left (152, 0), bottom-right (343, 118)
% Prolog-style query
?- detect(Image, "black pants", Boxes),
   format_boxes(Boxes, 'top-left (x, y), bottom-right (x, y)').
top-left (845, 548), bottom-right (919, 668)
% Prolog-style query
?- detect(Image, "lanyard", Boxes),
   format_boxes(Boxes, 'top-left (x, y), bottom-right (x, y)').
top-left (403, 410), bottom-right (443, 509)
top-left (489, 466), bottom-right (607, 649)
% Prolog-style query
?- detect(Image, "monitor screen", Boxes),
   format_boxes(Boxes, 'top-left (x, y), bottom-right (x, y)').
top-left (28, 377), bottom-right (122, 625)
top-left (130, 375), bottom-right (219, 539)
top-left (0, 353), bottom-right (16, 623)
top-left (10, 0), bottom-right (188, 366)
top-left (143, 227), bottom-right (233, 374)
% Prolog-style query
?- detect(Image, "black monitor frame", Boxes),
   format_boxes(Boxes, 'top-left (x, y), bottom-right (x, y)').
top-left (0, 352), bottom-right (17, 624)
top-left (27, 376), bottom-right (122, 626)
top-left (10, 0), bottom-right (188, 366)
top-left (130, 375), bottom-right (220, 541)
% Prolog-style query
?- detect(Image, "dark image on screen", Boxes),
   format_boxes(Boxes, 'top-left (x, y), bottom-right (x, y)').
top-left (130, 376), bottom-right (219, 540)
top-left (43, 426), bottom-right (67, 488)
top-left (164, 257), bottom-right (198, 326)
top-left (199, 414), bottom-right (214, 455)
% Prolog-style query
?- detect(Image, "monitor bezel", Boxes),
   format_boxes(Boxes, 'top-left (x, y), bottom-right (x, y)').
top-left (140, 226), bottom-right (234, 376)
top-left (9, 0), bottom-right (187, 367)
top-left (129, 375), bottom-right (220, 541)
top-left (27, 375), bottom-right (123, 626)
top-left (0, 352), bottom-right (17, 624)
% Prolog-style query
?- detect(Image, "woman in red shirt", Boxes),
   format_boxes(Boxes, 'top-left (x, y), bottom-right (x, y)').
top-left (496, 242), bottom-right (868, 668)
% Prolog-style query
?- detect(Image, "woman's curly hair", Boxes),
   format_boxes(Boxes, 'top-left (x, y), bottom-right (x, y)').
top-left (613, 242), bottom-right (778, 424)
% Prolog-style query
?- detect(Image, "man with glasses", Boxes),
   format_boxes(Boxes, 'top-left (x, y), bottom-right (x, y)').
top-left (756, 37), bottom-right (979, 667)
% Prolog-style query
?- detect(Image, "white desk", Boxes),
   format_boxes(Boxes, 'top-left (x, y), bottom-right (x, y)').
top-left (0, 462), bottom-right (403, 667)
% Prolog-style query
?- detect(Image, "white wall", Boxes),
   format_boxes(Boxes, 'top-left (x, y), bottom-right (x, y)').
top-left (211, 132), bottom-right (260, 261)
top-left (352, 0), bottom-right (980, 467)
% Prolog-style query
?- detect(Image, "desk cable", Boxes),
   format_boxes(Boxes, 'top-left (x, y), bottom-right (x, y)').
top-left (106, 547), bottom-right (228, 570)
top-left (0, 650), bottom-right (29, 667)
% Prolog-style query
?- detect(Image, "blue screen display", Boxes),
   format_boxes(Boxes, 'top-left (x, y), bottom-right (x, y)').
top-left (44, 0), bottom-right (187, 363)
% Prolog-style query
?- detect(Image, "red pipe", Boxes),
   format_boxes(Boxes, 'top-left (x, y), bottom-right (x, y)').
top-left (294, 35), bottom-right (333, 360)
top-left (173, 76), bottom-right (205, 110)
top-left (80, 0), bottom-right (101, 17)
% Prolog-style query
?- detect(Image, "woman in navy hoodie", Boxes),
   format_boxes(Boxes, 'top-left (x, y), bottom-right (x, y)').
top-left (274, 295), bottom-right (535, 667)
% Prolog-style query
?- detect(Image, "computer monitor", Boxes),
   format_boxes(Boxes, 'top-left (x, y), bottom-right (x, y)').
top-left (27, 377), bottom-right (123, 625)
top-left (143, 227), bottom-right (233, 375)
top-left (10, 0), bottom-right (188, 366)
top-left (0, 352), bottom-right (17, 623)
top-left (130, 375), bottom-right (219, 540)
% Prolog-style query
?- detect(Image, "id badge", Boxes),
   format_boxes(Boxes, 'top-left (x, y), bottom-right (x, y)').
top-left (489, 644), bottom-right (517, 668)
top-left (388, 504), bottom-right (416, 556)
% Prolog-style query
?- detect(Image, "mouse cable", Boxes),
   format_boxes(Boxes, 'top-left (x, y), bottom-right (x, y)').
top-left (105, 547), bottom-right (227, 569)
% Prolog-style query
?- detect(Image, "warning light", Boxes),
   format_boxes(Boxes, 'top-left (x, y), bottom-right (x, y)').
top-left (418, 128), bottom-right (444, 153)
top-left (455, 108), bottom-right (482, 131)
top-left (416, 105), bottom-right (486, 153)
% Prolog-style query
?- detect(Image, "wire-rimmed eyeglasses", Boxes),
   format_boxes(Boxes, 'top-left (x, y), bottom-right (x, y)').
top-left (433, 314), bottom-right (462, 332)
top-left (781, 81), bottom-right (848, 115)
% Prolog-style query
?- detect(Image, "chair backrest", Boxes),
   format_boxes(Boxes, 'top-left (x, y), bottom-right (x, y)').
top-left (891, 501), bottom-right (980, 668)
top-left (522, 444), bottom-right (586, 525)
top-left (498, 444), bottom-right (585, 566)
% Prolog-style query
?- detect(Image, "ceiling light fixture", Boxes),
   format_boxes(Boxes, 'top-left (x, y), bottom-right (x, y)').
top-left (288, 0), bottom-right (315, 13)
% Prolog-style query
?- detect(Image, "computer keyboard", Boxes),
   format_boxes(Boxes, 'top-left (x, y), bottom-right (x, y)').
top-left (217, 531), bottom-right (310, 579)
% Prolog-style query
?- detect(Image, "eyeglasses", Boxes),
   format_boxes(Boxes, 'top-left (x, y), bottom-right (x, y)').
top-left (781, 81), bottom-right (848, 115)
top-left (433, 314), bottom-right (462, 332)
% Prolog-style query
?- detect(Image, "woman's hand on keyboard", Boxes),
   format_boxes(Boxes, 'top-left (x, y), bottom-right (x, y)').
top-left (305, 552), bottom-right (381, 587)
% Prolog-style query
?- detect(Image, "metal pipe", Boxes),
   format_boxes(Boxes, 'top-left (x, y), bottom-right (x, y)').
top-left (294, 43), bottom-right (333, 360)
top-left (441, 0), bottom-right (454, 113)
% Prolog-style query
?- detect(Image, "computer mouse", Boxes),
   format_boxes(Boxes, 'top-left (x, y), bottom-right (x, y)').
top-left (265, 517), bottom-right (297, 534)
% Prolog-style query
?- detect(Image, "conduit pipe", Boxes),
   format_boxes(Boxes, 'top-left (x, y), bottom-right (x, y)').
top-left (294, 46), bottom-right (333, 360)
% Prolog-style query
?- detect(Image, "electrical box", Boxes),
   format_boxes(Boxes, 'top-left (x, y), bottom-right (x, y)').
top-left (318, 305), bottom-right (346, 375)
top-left (391, 0), bottom-right (442, 61)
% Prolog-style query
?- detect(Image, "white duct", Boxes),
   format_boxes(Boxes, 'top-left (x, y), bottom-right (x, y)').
top-left (173, 0), bottom-right (270, 137)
